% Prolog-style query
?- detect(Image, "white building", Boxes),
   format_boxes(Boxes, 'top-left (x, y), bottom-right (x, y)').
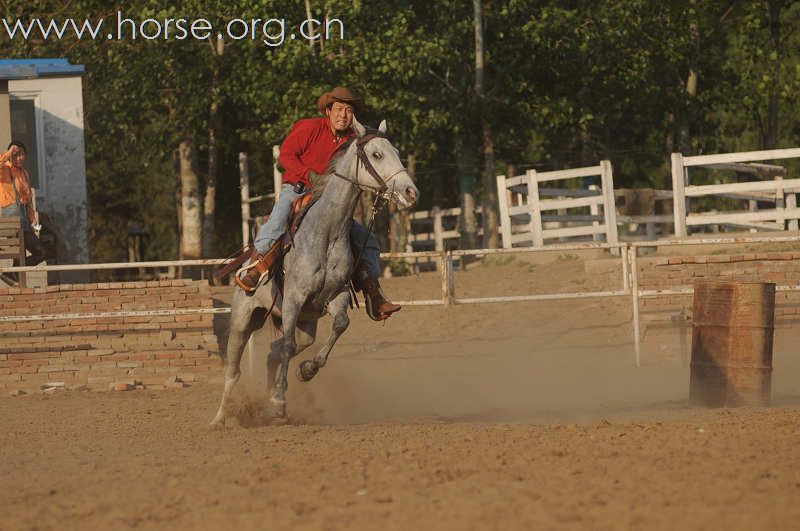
top-left (0, 58), bottom-right (89, 274)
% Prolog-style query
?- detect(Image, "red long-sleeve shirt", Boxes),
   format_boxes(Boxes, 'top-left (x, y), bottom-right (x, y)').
top-left (278, 117), bottom-right (354, 188)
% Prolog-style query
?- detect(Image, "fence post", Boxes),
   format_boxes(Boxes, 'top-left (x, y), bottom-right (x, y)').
top-left (526, 169), bottom-right (544, 247)
top-left (600, 160), bottom-right (619, 246)
top-left (645, 221), bottom-right (657, 240)
top-left (776, 176), bottom-right (786, 229)
top-left (441, 250), bottom-right (455, 305)
top-left (239, 152), bottom-right (250, 247)
top-left (671, 153), bottom-right (688, 237)
top-left (748, 199), bottom-right (758, 232)
top-left (432, 206), bottom-right (444, 252)
top-left (589, 184), bottom-right (601, 242)
top-left (788, 191), bottom-right (799, 231)
top-left (556, 196), bottom-right (567, 242)
top-left (621, 244), bottom-right (629, 292)
top-left (272, 145), bottom-right (282, 201)
top-left (496, 174), bottom-right (512, 248)
top-left (630, 246), bottom-right (641, 367)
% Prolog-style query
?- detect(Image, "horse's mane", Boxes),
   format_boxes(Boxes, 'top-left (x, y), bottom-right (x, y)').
top-left (323, 127), bottom-right (382, 174)
top-left (323, 136), bottom-right (356, 175)
top-left (313, 136), bottom-right (356, 200)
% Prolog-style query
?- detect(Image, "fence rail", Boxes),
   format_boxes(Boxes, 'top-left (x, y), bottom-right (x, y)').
top-left (5, 235), bottom-right (800, 368)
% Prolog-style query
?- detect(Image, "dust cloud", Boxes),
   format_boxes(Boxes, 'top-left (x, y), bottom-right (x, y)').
top-left (216, 254), bottom-right (800, 426)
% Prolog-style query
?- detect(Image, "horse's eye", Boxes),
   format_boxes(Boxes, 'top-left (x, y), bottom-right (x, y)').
top-left (373, 152), bottom-right (383, 160)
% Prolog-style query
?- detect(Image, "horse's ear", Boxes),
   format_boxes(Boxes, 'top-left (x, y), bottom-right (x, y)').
top-left (378, 120), bottom-right (387, 135)
top-left (351, 115), bottom-right (367, 138)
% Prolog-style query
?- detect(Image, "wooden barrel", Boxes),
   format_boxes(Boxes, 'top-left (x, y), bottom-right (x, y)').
top-left (690, 280), bottom-right (775, 407)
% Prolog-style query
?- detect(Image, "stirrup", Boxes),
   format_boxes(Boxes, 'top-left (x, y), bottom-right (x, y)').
top-left (364, 286), bottom-right (401, 321)
top-left (234, 241), bottom-right (282, 293)
top-left (234, 260), bottom-right (269, 293)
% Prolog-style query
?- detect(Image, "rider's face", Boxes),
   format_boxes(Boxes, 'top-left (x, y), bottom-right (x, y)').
top-left (327, 102), bottom-right (354, 133)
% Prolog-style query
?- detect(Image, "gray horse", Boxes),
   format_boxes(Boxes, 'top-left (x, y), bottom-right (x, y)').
top-left (211, 118), bottom-right (419, 426)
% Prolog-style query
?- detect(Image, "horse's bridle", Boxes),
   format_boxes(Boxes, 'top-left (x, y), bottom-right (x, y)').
top-left (332, 131), bottom-right (407, 288)
top-left (334, 132), bottom-right (406, 198)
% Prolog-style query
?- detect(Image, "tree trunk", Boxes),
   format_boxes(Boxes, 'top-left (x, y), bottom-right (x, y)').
top-left (388, 153), bottom-right (414, 274)
top-left (304, 0), bottom-right (315, 51)
top-left (481, 125), bottom-right (499, 248)
top-left (178, 140), bottom-right (202, 260)
top-left (678, 0), bottom-right (699, 154)
top-left (202, 38), bottom-right (224, 259)
top-left (388, 201), bottom-right (399, 254)
top-left (174, 149), bottom-right (183, 261)
top-left (456, 136), bottom-right (479, 249)
top-left (764, 0), bottom-right (782, 149)
top-left (401, 153), bottom-right (414, 254)
top-left (474, 0), bottom-right (499, 248)
top-left (389, 154), bottom-right (416, 253)
top-left (664, 113), bottom-right (675, 190)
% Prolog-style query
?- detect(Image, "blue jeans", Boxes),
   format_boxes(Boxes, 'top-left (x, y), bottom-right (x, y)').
top-left (253, 183), bottom-right (382, 278)
top-left (349, 220), bottom-right (381, 278)
top-left (254, 184), bottom-right (302, 254)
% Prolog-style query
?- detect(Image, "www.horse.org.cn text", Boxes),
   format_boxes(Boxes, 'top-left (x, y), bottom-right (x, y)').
top-left (2, 11), bottom-right (345, 47)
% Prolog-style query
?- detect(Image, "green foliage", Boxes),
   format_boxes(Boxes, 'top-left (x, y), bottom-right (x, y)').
top-left (3, 0), bottom-right (800, 259)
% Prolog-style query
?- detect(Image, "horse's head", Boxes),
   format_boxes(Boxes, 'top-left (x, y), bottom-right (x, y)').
top-left (350, 117), bottom-right (419, 209)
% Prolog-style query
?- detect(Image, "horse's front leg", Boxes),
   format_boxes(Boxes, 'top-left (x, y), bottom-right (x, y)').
top-left (267, 319), bottom-right (317, 398)
top-left (270, 297), bottom-right (304, 418)
top-left (297, 290), bottom-right (350, 382)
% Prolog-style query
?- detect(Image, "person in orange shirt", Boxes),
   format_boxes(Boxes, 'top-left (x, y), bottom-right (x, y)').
top-left (0, 141), bottom-right (45, 265)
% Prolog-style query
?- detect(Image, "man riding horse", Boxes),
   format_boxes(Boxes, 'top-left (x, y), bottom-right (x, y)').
top-left (236, 87), bottom-right (401, 321)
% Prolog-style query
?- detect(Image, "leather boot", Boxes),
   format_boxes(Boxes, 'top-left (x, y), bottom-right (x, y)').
top-left (354, 265), bottom-right (401, 321)
top-left (235, 241), bottom-right (281, 293)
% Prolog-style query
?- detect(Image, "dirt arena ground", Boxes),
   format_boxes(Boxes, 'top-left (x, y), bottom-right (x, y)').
top-left (2, 252), bottom-right (800, 530)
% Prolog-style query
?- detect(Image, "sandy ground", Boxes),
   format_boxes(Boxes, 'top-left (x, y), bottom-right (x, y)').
top-left (2, 252), bottom-right (800, 530)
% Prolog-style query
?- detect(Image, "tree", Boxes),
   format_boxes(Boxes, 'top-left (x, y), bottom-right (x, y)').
top-left (474, 0), bottom-right (500, 248)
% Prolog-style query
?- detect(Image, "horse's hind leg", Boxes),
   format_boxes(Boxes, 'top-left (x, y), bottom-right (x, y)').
top-left (210, 295), bottom-right (261, 426)
top-left (298, 292), bottom-right (350, 382)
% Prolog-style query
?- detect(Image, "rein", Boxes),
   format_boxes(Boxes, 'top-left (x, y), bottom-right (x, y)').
top-left (332, 131), bottom-right (398, 298)
top-left (333, 132), bottom-right (404, 199)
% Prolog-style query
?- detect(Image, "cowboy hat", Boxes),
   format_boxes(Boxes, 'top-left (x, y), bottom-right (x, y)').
top-left (317, 86), bottom-right (363, 114)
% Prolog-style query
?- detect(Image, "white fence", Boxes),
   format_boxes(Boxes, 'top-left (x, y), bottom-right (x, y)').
top-left (671, 148), bottom-right (800, 237)
top-left (408, 205), bottom-right (498, 252)
top-left (423, 188), bottom-right (674, 249)
top-left (496, 161), bottom-right (618, 248)
top-left (409, 206), bottom-right (462, 251)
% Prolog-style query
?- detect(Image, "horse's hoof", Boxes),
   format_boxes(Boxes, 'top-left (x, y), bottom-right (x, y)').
top-left (297, 360), bottom-right (318, 382)
top-left (269, 397), bottom-right (287, 418)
